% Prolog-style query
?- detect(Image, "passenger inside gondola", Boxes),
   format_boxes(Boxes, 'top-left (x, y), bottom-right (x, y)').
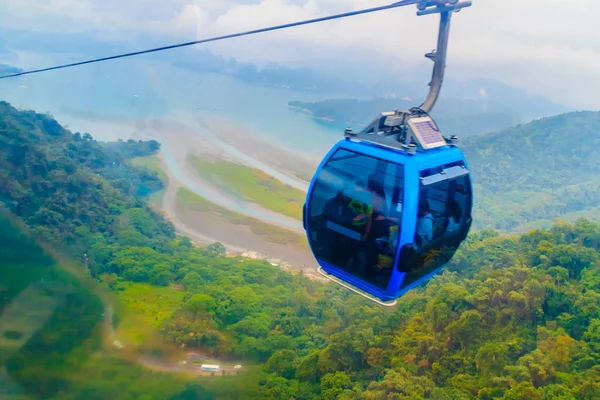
top-left (362, 173), bottom-right (400, 286)
top-left (444, 199), bottom-right (462, 234)
top-left (307, 148), bottom-right (408, 291)
top-left (322, 183), bottom-right (365, 268)
top-left (415, 199), bottom-right (434, 248)
top-left (323, 184), bottom-right (363, 227)
top-left (367, 173), bottom-right (393, 237)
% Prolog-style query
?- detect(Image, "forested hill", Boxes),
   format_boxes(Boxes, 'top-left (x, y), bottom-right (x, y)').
top-left (462, 111), bottom-right (600, 231)
top-left (1, 101), bottom-right (600, 399)
top-left (0, 101), bottom-right (170, 260)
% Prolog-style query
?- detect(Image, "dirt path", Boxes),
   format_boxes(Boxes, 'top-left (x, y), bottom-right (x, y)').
top-left (105, 305), bottom-right (245, 377)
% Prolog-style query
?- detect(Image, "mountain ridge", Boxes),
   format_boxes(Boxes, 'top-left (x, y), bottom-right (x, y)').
top-left (463, 110), bottom-right (600, 231)
top-left (288, 79), bottom-right (572, 136)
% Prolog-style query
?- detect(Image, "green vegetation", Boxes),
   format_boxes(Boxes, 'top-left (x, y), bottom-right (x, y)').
top-left (0, 102), bottom-right (172, 263)
top-left (131, 155), bottom-right (169, 205)
top-left (0, 215), bottom-right (214, 400)
top-left (131, 155), bottom-right (168, 185)
top-left (176, 186), bottom-right (307, 247)
top-left (114, 282), bottom-right (186, 348)
top-left (0, 101), bottom-right (215, 399)
top-left (0, 214), bottom-right (100, 398)
top-left (1, 100), bottom-right (600, 400)
top-left (247, 220), bottom-right (600, 399)
top-left (199, 366), bottom-right (262, 399)
top-left (4, 331), bottom-right (24, 340)
top-left (463, 111), bottom-right (600, 232)
top-left (190, 157), bottom-right (305, 220)
top-left (53, 356), bottom-right (214, 400)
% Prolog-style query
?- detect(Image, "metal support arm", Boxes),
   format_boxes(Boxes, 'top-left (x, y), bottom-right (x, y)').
top-left (420, 10), bottom-right (452, 113)
top-left (419, 0), bottom-right (471, 113)
top-left (346, 0), bottom-right (472, 151)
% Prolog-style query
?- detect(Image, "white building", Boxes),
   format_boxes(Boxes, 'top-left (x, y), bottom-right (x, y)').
top-left (200, 364), bottom-right (220, 372)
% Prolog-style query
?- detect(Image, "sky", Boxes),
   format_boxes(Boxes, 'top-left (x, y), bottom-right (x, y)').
top-left (1, 0), bottom-right (599, 109)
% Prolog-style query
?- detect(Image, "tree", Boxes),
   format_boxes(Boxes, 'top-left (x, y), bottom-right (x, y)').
top-left (207, 242), bottom-right (226, 256)
top-left (445, 310), bottom-right (483, 351)
top-left (185, 294), bottom-right (217, 316)
top-left (266, 350), bottom-right (298, 380)
top-left (363, 369), bottom-right (436, 400)
top-left (320, 372), bottom-right (352, 400)
top-left (475, 342), bottom-right (509, 377)
top-left (583, 319), bottom-right (600, 362)
top-left (229, 314), bottom-right (272, 339)
top-left (169, 383), bottom-right (215, 400)
top-left (182, 271), bottom-right (202, 291)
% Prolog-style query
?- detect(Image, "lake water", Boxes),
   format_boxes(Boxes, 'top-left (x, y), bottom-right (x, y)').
top-left (0, 58), bottom-right (343, 155)
top-left (0, 58), bottom-right (348, 221)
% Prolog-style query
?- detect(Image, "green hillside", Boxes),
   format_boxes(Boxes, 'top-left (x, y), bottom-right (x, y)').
top-left (1, 101), bottom-right (599, 399)
top-left (0, 213), bottom-right (217, 400)
top-left (0, 101), bottom-right (172, 260)
top-left (463, 111), bottom-right (600, 231)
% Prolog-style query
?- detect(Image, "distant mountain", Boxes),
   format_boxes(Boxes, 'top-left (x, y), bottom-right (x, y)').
top-left (168, 48), bottom-right (363, 96)
top-left (440, 78), bottom-right (570, 121)
top-left (462, 110), bottom-right (600, 231)
top-left (0, 25), bottom-right (362, 97)
top-left (289, 79), bottom-right (571, 136)
top-left (0, 64), bottom-right (22, 75)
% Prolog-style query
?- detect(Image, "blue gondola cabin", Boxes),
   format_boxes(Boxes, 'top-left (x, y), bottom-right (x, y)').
top-left (304, 112), bottom-right (473, 303)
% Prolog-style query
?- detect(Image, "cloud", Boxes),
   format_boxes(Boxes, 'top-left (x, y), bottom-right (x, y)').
top-left (1, 0), bottom-right (599, 109)
top-left (192, 0), bottom-right (600, 108)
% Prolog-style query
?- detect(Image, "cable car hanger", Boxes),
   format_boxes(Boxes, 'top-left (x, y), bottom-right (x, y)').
top-left (344, 0), bottom-right (472, 156)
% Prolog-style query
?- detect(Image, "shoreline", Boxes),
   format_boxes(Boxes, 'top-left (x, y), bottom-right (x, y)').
top-left (156, 151), bottom-right (317, 273)
top-left (287, 104), bottom-right (336, 123)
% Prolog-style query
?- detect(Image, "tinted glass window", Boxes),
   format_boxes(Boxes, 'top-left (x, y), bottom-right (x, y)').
top-left (401, 162), bottom-right (472, 288)
top-left (307, 149), bottom-right (404, 290)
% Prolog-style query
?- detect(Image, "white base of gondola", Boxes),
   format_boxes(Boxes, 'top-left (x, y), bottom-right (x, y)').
top-left (317, 267), bottom-right (398, 307)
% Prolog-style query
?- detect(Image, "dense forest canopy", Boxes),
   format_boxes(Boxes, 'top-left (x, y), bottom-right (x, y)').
top-left (0, 101), bottom-right (171, 259)
top-left (462, 111), bottom-right (600, 231)
top-left (1, 101), bottom-right (599, 399)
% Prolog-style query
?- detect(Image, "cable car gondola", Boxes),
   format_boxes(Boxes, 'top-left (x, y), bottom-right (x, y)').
top-left (303, 1), bottom-right (474, 305)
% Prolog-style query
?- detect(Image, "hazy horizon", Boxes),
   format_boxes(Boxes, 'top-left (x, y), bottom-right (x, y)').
top-left (1, 0), bottom-right (599, 111)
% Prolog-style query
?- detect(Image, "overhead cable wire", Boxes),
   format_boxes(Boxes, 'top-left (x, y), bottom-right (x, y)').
top-left (0, 0), bottom-right (422, 80)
